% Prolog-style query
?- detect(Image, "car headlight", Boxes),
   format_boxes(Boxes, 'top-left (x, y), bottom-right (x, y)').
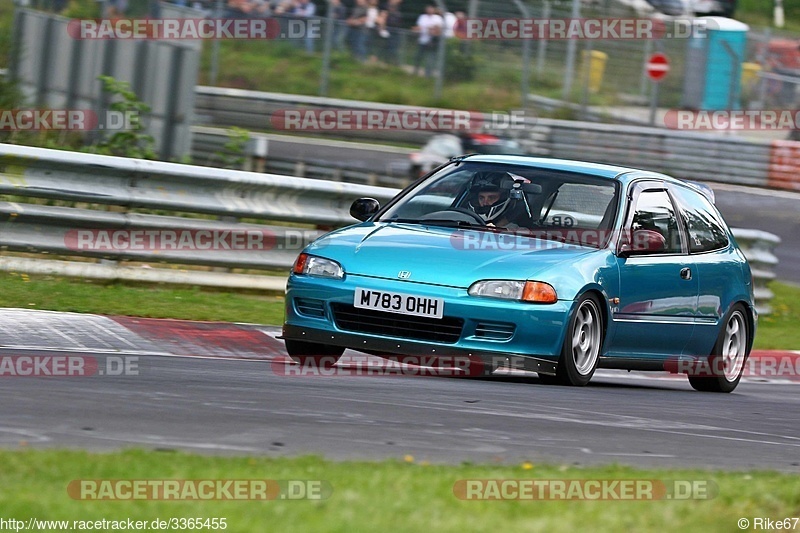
top-left (292, 253), bottom-right (344, 279)
top-left (468, 280), bottom-right (557, 304)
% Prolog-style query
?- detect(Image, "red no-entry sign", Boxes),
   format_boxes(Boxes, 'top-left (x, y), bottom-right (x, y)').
top-left (646, 53), bottom-right (670, 82)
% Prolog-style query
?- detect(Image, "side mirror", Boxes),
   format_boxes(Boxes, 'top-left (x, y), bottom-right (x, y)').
top-left (618, 229), bottom-right (666, 257)
top-left (350, 198), bottom-right (380, 221)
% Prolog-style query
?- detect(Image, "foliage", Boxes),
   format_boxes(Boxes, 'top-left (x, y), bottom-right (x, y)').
top-left (213, 127), bottom-right (250, 169)
top-left (60, 0), bottom-right (101, 18)
top-left (88, 75), bottom-right (155, 159)
top-left (445, 40), bottom-right (478, 83)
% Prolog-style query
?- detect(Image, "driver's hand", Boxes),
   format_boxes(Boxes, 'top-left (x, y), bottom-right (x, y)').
top-left (486, 223), bottom-right (496, 227)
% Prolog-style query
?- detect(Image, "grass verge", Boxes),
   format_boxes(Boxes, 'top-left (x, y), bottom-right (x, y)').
top-left (1, 271), bottom-right (798, 350)
top-left (0, 271), bottom-right (285, 325)
top-left (1, 449), bottom-right (798, 533)
top-left (753, 281), bottom-right (800, 350)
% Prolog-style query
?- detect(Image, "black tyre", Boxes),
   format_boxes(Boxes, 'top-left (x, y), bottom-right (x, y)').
top-left (284, 339), bottom-right (344, 368)
top-left (549, 294), bottom-right (604, 386)
top-left (688, 304), bottom-right (750, 393)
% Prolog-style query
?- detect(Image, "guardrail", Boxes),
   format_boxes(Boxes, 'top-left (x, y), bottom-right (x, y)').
top-left (0, 143), bottom-right (395, 290)
top-left (190, 126), bottom-right (413, 189)
top-left (194, 86), bottom-right (800, 192)
top-left (0, 143), bottom-right (782, 314)
top-left (734, 229), bottom-right (782, 316)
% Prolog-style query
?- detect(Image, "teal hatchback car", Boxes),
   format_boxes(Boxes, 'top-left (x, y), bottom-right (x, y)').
top-left (282, 156), bottom-right (756, 392)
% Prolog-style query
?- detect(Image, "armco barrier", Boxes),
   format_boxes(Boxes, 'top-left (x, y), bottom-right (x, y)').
top-left (194, 86), bottom-right (797, 192)
top-left (0, 143), bottom-right (781, 314)
top-left (733, 229), bottom-right (782, 316)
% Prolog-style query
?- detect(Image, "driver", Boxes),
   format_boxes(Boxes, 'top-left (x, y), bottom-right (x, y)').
top-left (466, 173), bottom-right (530, 228)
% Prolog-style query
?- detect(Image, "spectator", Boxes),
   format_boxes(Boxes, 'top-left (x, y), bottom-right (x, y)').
top-left (382, 0), bottom-right (403, 65)
top-left (453, 10), bottom-right (467, 39)
top-left (329, 0), bottom-right (349, 51)
top-left (249, 0), bottom-right (272, 16)
top-left (225, 0), bottom-right (252, 18)
top-left (347, 0), bottom-right (369, 62)
top-left (442, 9), bottom-right (456, 38)
top-left (104, 0), bottom-right (129, 17)
top-left (364, 0), bottom-right (386, 63)
top-left (413, 4), bottom-right (442, 77)
top-left (292, 0), bottom-right (317, 53)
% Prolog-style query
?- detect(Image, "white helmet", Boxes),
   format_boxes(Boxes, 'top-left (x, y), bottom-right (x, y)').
top-left (467, 173), bottom-right (512, 223)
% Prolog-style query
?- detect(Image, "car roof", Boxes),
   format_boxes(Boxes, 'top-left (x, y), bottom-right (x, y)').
top-left (459, 154), bottom-right (641, 179)
top-left (456, 155), bottom-right (708, 196)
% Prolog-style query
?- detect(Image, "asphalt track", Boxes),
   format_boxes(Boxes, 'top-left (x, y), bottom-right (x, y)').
top-left (1, 311), bottom-right (798, 472)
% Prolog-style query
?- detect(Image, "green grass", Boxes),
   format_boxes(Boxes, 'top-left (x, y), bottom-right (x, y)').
top-left (0, 271), bottom-right (285, 325)
top-left (200, 40), bottom-right (524, 112)
top-left (1, 271), bottom-right (798, 350)
top-left (753, 281), bottom-right (800, 350)
top-left (737, 0), bottom-right (800, 33)
top-left (0, 449), bottom-right (798, 532)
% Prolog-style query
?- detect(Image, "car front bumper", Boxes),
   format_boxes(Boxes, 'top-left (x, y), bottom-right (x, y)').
top-left (283, 273), bottom-right (574, 375)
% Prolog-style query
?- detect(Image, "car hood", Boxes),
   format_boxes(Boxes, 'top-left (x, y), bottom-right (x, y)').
top-left (306, 222), bottom-right (596, 288)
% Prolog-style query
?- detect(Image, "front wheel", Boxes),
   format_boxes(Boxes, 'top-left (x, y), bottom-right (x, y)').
top-left (547, 294), bottom-right (604, 386)
top-left (688, 304), bottom-right (750, 393)
top-left (284, 339), bottom-right (344, 368)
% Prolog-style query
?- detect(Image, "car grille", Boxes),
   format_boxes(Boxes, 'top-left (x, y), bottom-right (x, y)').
top-left (330, 304), bottom-right (464, 344)
top-left (474, 321), bottom-right (516, 341)
top-left (295, 298), bottom-right (326, 318)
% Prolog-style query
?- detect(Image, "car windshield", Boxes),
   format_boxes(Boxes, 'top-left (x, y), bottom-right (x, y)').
top-left (378, 161), bottom-right (619, 247)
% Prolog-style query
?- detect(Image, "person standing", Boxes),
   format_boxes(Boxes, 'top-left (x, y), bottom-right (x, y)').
top-left (292, 0), bottom-right (317, 53)
top-left (413, 4), bottom-right (443, 78)
top-left (347, 0), bottom-right (369, 62)
top-left (382, 0), bottom-right (403, 65)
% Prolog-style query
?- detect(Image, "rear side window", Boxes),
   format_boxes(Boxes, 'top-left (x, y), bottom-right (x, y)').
top-left (671, 185), bottom-right (729, 253)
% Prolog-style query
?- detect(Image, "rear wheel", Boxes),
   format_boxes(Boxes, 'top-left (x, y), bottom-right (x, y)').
top-left (688, 304), bottom-right (750, 393)
top-left (284, 339), bottom-right (344, 368)
top-left (545, 294), bottom-right (604, 386)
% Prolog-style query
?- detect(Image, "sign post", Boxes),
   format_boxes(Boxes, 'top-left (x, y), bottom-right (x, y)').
top-left (646, 52), bottom-right (670, 126)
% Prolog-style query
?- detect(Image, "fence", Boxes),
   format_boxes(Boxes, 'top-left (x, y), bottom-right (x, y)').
top-left (14, 1), bottom-right (800, 118)
top-left (0, 142), bottom-right (781, 314)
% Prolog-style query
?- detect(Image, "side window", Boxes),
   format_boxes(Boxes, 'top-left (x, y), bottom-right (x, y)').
top-left (630, 189), bottom-right (683, 254)
top-left (670, 186), bottom-right (729, 253)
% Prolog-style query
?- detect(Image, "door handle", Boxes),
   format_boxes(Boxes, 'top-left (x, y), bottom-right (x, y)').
top-left (680, 267), bottom-right (692, 280)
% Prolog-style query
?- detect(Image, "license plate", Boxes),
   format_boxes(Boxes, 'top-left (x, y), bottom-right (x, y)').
top-left (354, 288), bottom-right (444, 319)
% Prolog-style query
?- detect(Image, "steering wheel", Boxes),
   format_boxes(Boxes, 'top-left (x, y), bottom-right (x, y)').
top-left (419, 208), bottom-right (486, 225)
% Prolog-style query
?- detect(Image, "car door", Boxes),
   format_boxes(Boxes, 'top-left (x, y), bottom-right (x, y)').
top-left (668, 183), bottom-right (743, 357)
top-left (608, 181), bottom-right (698, 359)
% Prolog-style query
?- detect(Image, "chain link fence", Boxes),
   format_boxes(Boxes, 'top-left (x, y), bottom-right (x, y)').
top-left (11, 0), bottom-right (800, 130)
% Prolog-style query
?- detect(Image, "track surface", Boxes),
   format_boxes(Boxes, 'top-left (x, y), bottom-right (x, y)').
top-left (1, 310), bottom-right (799, 472)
